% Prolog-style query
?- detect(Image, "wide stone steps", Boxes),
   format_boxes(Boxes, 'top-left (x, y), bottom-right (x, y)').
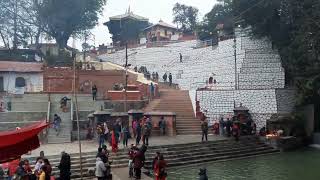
top-left (145, 89), bottom-right (199, 135)
top-left (47, 102), bottom-right (72, 144)
top-left (26, 137), bottom-right (278, 179)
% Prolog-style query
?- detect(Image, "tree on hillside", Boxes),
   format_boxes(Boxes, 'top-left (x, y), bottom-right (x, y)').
top-left (197, 0), bottom-right (233, 40)
top-left (0, 0), bottom-right (48, 49)
top-left (172, 3), bottom-right (199, 34)
top-left (234, 0), bottom-right (320, 110)
top-left (38, 0), bottom-right (106, 49)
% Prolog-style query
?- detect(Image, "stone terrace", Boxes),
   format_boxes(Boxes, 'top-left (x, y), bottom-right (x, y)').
top-left (99, 28), bottom-right (288, 130)
top-left (99, 29), bottom-right (284, 91)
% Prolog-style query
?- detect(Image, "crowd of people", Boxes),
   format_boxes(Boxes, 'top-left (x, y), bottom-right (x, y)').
top-left (131, 116), bottom-right (153, 146)
top-left (202, 116), bottom-right (257, 141)
top-left (0, 151), bottom-right (71, 180)
top-left (96, 116), bottom-right (155, 153)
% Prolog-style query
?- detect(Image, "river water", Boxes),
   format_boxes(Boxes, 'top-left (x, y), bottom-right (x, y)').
top-left (168, 148), bottom-right (320, 180)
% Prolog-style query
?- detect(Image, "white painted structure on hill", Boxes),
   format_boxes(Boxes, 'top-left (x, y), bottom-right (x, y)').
top-left (0, 61), bottom-right (43, 94)
top-left (99, 28), bottom-right (291, 130)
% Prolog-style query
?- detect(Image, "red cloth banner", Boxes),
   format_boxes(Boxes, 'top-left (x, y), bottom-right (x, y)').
top-left (0, 121), bottom-right (48, 163)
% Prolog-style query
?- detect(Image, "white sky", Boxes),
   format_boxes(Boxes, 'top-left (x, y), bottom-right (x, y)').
top-left (75, 0), bottom-right (217, 49)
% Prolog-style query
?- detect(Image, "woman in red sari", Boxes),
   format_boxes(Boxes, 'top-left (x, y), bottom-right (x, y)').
top-left (111, 130), bottom-right (118, 153)
top-left (154, 155), bottom-right (167, 180)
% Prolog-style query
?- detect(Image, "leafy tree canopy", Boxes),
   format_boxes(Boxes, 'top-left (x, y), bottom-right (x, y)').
top-left (197, 0), bottom-right (233, 40)
top-left (234, 0), bottom-right (320, 106)
top-left (39, 0), bottom-right (106, 49)
top-left (172, 3), bottom-right (199, 34)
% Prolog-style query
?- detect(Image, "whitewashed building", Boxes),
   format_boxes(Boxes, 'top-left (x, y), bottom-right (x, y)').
top-left (0, 61), bottom-right (43, 94)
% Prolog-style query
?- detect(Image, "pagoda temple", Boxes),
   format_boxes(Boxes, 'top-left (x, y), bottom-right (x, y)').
top-left (104, 8), bottom-right (150, 47)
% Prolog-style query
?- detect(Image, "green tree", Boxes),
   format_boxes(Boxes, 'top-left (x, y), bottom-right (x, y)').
top-left (197, 0), bottom-right (233, 40)
top-left (172, 3), bottom-right (199, 34)
top-left (38, 0), bottom-right (106, 49)
top-left (234, 0), bottom-right (320, 107)
top-left (0, 0), bottom-right (45, 49)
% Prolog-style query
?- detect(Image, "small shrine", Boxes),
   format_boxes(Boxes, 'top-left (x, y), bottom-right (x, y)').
top-left (233, 103), bottom-right (254, 135)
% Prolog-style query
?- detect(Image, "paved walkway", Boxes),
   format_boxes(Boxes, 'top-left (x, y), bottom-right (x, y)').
top-left (25, 135), bottom-right (227, 157)
top-left (112, 168), bottom-right (152, 180)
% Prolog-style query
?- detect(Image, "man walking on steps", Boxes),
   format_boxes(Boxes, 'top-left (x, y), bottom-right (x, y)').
top-left (168, 73), bottom-right (172, 86)
top-left (53, 114), bottom-right (62, 136)
top-left (201, 119), bottom-right (209, 142)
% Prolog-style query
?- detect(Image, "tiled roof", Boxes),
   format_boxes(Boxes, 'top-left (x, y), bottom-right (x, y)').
top-left (0, 61), bottom-right (43, 72)
top-left (109, 12), bottom-right (148, 21)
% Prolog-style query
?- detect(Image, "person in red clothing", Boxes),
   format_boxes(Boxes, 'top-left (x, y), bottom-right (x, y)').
top-left (23, 159), bottom-right (32, 180)
top-left (232, 122), bottom-right (240, 141)
top-left (8, 158), bottom-right (20, 179)
top-left (153, 155), bottom-right (167, 180)
top-left (111, 130), bottom-right (118, 153)
top-left (23, 159), bottom-right (32, 174)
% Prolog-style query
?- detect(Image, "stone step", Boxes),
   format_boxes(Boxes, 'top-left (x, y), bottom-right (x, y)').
top-left (41, 138), bottom-right (277, 179)
top-left (49, 143), bottom-right (268, 174)
top-left (144, 145), bottom-right (273, 168)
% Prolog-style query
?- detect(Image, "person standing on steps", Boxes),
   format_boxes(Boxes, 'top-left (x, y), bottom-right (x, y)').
top-left (97, 124), bottom-right (105, 148)
top-left (155, 72), bottom-right (159, 82)
top-left (133, 145), bottom-right (147, 180)
top-left (168, 73), bottom-right (172, 86)
top-left (159, 116), bottom-right (166, 135)
top-left (232, 122), bottom-right (240, 141)
top-left (136, 121), bottom-right (142, 145)
top-left (111, 129), bottom-right (118, 153)
top-left (114, 120), bottom-right (122, 143)
top-left (128, 144), bottom-right (137, 178)
top-left (53, 114), bottom-right (61, 136)
top-left (132, 119), bottom-right (137, 138)
top-left (226, 118), bottom-right (232, 137)
top-left (152, 152), bottom-right (161, 171)
top-left (95, 156), bottom-right (106, 180)
top-left (219, 117), bottom-right (225, 136)
top-left (58, 152), bottom-right (71, 180)
top-left (150, 82), bottom-right (155, 100)
top-left (154, 154), bottom-right (167, 180)
top-left (122, 125), bottom-right (129, 148)
top-left (142, 123), bottom-right (151, 146)
top-left (163, 73), bottom-right (167, 82)
top-left (92, 84), bottom-right (98, 101)
top-left (179, 53), bottom-right (183, 63)
top-left (201, 120), bottom-right (209, 142)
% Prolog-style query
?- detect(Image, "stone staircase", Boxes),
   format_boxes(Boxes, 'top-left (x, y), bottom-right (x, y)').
top-left (47, 95), bottom-right (72, 144)
top-left (26, 136), bottom-right (279, 179)
top-left (145, 89), bottom-right (201, 135)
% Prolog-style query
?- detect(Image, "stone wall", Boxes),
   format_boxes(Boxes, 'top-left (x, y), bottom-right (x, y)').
top-left (104, 100), bottom-right (147, 112)
top-left (197, 89), bottom-right (277, 130)
top-left (275, 89), bottom-right (296, 113)
top-left (0, 111), bottom-right (47, 131)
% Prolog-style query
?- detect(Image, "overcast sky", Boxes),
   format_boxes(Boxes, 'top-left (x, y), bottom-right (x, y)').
top-left (80, 0), bottom-right (218, 48)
